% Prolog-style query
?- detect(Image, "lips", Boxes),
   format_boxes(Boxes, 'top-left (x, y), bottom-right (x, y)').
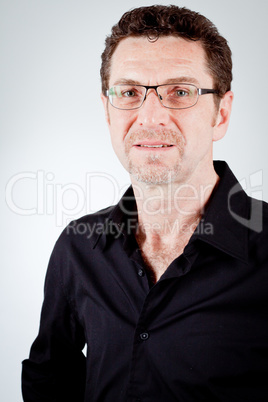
top-left (137, 144), bottom-right (173, 148)
top-left (125, 129), bottom-right (184, 156)
top-left (134, 141), bottom-right (174, 149)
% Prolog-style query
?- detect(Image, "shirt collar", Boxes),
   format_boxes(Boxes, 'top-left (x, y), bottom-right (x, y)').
top-left (94, 161), bottom-right (250, 263)
top-left (192, 161), bottom-right (249, 263)
top-left (92, 187), bottom-right (137, 249)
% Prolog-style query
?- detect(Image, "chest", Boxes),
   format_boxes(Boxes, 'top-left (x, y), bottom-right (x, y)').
top-left (77, 245), bottom-right (268, 401)
top-left (137, 234), bottom-right (191, 282)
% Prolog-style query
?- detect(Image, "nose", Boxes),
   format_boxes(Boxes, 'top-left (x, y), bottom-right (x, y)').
top-left (136, 88), bottom-right (170, 127)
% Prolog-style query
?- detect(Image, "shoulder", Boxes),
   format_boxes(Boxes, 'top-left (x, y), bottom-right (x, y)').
top-left (52, 205), bottom-right (116, 255)
top-left (247, 196), bottom-right (268, 264)
top-left (247, 196), bottom-right (268, 233)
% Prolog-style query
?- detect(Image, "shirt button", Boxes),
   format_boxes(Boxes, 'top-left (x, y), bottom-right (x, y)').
top-left (140, 332), bottom-right (149, 341)
top-left (138, 269), bottom-right (145, 277)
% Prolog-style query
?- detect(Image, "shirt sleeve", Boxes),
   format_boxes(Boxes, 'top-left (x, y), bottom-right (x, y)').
top-left (21, 239), bottom-right (86, 402)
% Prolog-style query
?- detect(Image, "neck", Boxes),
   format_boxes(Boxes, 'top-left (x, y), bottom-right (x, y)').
top-left (131, 163), bottom-right (219, 239)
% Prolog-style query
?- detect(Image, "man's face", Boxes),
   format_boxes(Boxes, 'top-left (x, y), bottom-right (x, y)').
top-left (102, 36), bottom-right (232, 185)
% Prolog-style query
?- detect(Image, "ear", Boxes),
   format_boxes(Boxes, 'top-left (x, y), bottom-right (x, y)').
top-left (213, 91), bottom-right (234, 142)
top-left (101, 93), bottom-right (111, 125)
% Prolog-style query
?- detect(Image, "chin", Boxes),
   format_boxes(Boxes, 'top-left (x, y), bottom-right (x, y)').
top-left (129, 164), bottom-right (180, 185)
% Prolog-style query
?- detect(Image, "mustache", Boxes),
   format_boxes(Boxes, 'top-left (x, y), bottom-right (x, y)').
top-left (125, 129), bottom-right (185, 148)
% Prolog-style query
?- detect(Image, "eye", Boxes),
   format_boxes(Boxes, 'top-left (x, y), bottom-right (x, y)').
top-left (122, 89), bottom-right (137, 97)
top-left (165, 85), bottom-right (192, 99)
top-left (175, 89), bottom-right (189, 97)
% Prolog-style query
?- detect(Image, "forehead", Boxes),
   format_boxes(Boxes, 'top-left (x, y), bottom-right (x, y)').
top-left (109, 36), bottom-right (211, 86)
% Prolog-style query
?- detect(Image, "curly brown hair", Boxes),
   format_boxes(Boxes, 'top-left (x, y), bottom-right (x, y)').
top-left (100, 5), bottom-right (232, 100)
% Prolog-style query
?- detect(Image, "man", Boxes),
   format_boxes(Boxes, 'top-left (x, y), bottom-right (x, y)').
top-left (22, 5), bottom-right (268, 401)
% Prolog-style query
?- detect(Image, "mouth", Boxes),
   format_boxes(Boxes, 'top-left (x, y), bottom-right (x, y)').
top-left (133, 141), bottom-right (174, 150)
top-left (136, 144), bottom-right (173, 148)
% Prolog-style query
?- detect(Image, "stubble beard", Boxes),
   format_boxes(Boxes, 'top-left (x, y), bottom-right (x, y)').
top-left (124, 129), bottom-right (185, 185)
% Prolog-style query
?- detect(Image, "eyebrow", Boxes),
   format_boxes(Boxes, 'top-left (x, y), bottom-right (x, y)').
top-left (164, 77), bottom-right (200, 86)
top-left (112, 76), bottom-right (200, 87)
top-left (112, 79), bottom-right (139, 86)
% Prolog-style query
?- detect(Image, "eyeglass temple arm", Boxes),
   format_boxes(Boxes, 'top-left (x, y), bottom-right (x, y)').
top-left (198, 88), bottom-right (219, 95)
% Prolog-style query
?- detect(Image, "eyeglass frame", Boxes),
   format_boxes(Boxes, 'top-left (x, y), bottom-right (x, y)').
top-left (105, 83), bottom-right (219, 110)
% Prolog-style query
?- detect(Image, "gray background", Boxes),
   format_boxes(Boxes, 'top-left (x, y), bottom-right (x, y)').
top-left (1, 0), bottom-right (268, 400)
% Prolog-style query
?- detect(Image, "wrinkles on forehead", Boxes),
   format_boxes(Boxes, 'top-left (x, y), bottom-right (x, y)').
top-left (112, 76), bottom-right (201, 87)
top-left (108, 36), bottom-right (212, 89)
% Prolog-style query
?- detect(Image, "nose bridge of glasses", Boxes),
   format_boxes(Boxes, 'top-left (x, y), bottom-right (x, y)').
top-left (144, 85), bottom-right (163, 103)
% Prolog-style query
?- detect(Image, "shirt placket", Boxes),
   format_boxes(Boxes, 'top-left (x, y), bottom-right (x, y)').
top-left (125, 250), bottom-right (195, 402)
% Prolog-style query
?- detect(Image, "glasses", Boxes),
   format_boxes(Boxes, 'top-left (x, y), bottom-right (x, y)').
top-left (105, 83), bottom-right (218, 110)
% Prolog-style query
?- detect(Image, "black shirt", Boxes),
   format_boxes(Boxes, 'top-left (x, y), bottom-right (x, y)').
top-left (22, 161), bottom-right (268, 402)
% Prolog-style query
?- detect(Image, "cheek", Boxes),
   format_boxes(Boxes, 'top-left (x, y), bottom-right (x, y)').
top-left (108, 117), bottom-right (128, 157)
top-left (109, 126), bottom-right (121, 154)
top-left (173, 109), bottom-right (214, 150)
top-left (109, 108), bottom-right (137, 141)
